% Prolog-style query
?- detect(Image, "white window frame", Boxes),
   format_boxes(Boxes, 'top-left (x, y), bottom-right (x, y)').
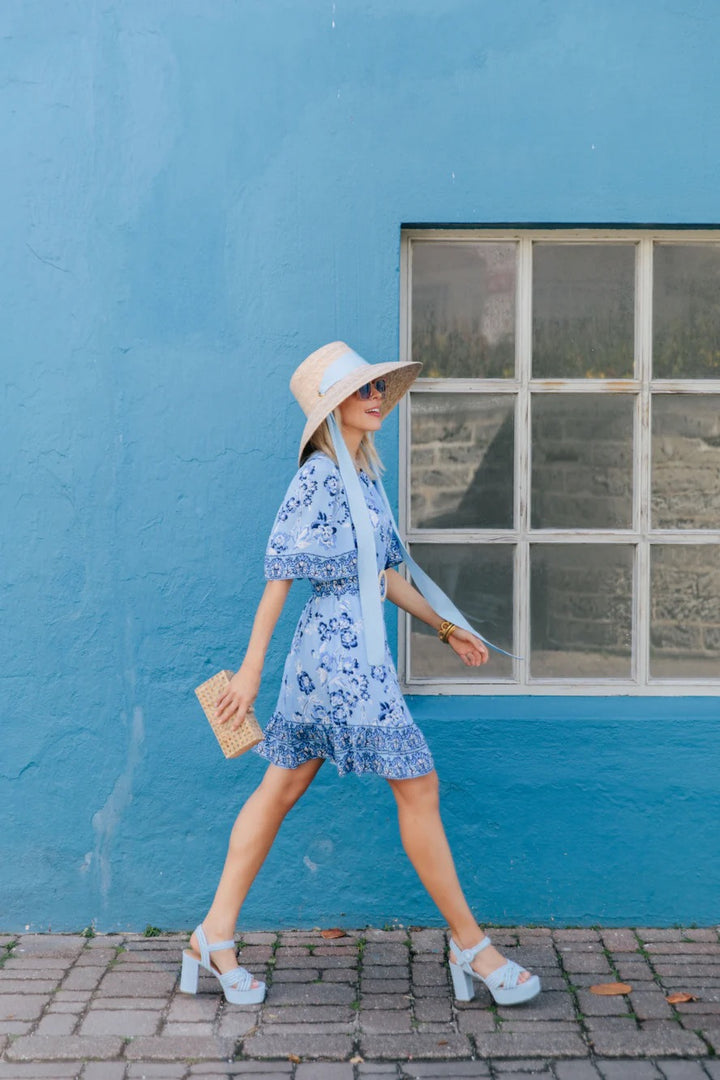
top-left (399, 227), bottom-right (720, 696)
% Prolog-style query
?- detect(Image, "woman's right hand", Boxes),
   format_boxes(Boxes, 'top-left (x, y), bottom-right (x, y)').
top-left (215, 664), bottom-right (261, 730)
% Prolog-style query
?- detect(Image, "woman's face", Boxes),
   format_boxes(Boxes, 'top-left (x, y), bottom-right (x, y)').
top-left (338, 380), bottom-right (384, 437)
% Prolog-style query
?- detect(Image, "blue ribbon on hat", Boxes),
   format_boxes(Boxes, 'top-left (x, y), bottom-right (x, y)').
top-left (322, 350), bottom-right (518, 665)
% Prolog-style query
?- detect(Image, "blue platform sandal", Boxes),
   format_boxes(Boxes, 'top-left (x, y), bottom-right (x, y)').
top-left (448, 935), bottom-right (541, 1005)
top-left (180, 923), bottom-right (266, 1005)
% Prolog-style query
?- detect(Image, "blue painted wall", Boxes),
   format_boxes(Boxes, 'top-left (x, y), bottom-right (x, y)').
top-left (2, 0), bottom-right (719, 932)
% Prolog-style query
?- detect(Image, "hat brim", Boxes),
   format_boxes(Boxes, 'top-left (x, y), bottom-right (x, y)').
top-left (298, 359), bottom-right (422, 464)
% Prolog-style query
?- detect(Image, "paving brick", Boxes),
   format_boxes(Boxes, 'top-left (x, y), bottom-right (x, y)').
top-left (295, 1065), bottom-right (354, 1079)
top-left (3, 957), bottom-right (71, 971)
top-left (499, 1020), bottom-right (580, 1035)
top-left (266, 981), bottom-right (355, 1005)
top-left (646, 943), bottom-right (720, 955)
top-left (654, 964), bottom-right (720, 978)
top-left (496, 990), bottom-right (576, 1022)
top-left (561, 953), bottom-right (613, 975)
top-left (411, 964), bottom-right (447, 987)
top-left (161, 1020), bottom-right (216, 1036)
top-left (554, 930), bottom-right (602, 943)
top-left (362, 946), bottom-right (410, 965)
top-left (455, 1009), bottom-right (498, 1033)
top-left (361, 979), bottom-right (410, 994)
top-left (410, 929), bottom-right (446, 953)
top-left (60, 966), bottom-right (106, 990)
top-left (0, 1020), bottom-right (33, 1035)
top-left (362, 929), bottom-right (409, 943)
top-left (413, 997), bottom-right (453, 1022)
top-left (601, 930), bottom-right (639, 952)
top-left (5, 1034), bottom-right (125, 1060)
top-left (587, 1019), bottom-right (706, 1056)
top-left (83, 1063), bottom-right (127, 1080)
top-left (362, 962), bottom-right (407, 976)
top-left (96, 970), bottom-right (178, 996)
top-left (0, 995), bottom-right (50, 1020)
top-left (262, 1003), bottom-right (352, 1023)
top-left (358, 993), bottom-right (410, 1010)
top-left (266, 966), bottom-right (320, 982)
top-left (576, 989), bottom-right (633, 1017)
top-left (630, 990), bottom-right (675, 1019)
top-left (79, 1008), bottom-right (161, 1035)
top-left (358, 1008), bottom-right (412, 1033)
top-left (554, 1062), bottom-right (603, 1079)
top-left (125, 1035), bottom-right (235, 1059)
top-left (12, 936), bottom-right (86, 957)
top-left (126, 1066), bottom-right (187, 1078)
top-left (242, 1032), bottom-right (354, 1058)
top-left (595, 1063), bottom-right (662, 1079)
top-left (637, 929), bottom-right (684, 942)
top-left (240, 932), bottom-right (278, 945)
top-left (694, 1025), bottom-right (720, 1051)
top-left (0, 1065), bottom-right (87, 1078)
top-left (166, 994), bottom-right (220, 1021)
top-left (473, 1031), bottom-right (587, 1057)
top-left (214, 1008), bottom-right (261, 1037)
top-left (702, 1063), bottom-right (720, 1080)
top-left (0, 980), bottom-right (58, 994)
top-left (359, 1032), bottom-right (471, 1058)
top-left (402, 1066), bottom-right (491, 1078)
top-left (658, 1063), bottom-right (714, 1079)
top-left (34, 1012), bottom-right (78, 1035)
top-left (356, 1067), bottom-right (398, 1077)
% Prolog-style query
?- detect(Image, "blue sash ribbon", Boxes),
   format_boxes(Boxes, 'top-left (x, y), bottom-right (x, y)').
top-left (326, 417), bottom-right (517, 665)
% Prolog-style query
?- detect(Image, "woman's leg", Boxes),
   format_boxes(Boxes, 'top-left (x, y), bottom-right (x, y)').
top-left (387, 769), bottom-right (529, 983)
top-left (190, 758), bottom-right (324, 979)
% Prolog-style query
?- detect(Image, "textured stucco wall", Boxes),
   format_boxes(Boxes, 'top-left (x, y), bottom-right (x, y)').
top-left (2, 0), bottom-right (719, 931)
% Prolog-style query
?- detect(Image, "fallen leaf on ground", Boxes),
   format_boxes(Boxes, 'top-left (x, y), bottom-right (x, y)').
top-left (666, 991), bottom-right (698, 1004)
top-left (349, 1055), bottom-right (364, 1064)
top-left (320, 928), bottom-right (346, 939)
top-left (590, 982), bottom-right (632, 996)
top-left (437, 1039), bottom-right (448, 1046)
top-left (287, 1054), bottom-right (301, 1064)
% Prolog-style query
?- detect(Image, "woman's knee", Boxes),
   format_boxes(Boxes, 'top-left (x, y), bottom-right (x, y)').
top-left (259, 760), bottom-right (322, 809)
top-left (389, 769), bottom-right (440, 811)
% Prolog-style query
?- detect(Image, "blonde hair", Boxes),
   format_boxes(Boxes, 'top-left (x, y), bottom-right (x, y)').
top-left (302, 409), bottom-right (383, 479)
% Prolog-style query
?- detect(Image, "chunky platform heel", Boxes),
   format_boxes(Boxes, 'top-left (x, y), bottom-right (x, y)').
top-left (180, 923), bottom-right (266, 1005)
top-left (448, 934), bottom-right (541, 1006)
top-left (179, 951), bottom-right (199, 994)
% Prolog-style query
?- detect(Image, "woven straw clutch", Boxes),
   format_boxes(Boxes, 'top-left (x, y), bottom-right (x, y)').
top-left (194, 670), bottom-right (264, 759)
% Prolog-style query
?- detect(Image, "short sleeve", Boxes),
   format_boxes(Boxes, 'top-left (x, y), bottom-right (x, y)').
top-left (385, 533), bottom-right (404, 570)
top-left (264, 454), bottom-right (358, 582)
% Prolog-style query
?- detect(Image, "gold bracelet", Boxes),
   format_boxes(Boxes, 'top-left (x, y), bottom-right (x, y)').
top-left (438, 620), bottom-right (457, 644)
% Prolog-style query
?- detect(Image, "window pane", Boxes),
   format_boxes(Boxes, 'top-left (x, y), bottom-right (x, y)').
top-left (531, 544), bottom-right (633, 678)
top-left (532, 244), bottom-right (635, 378)
top-left (411, 241), bottom-right (516, 378)
top-left (653, 244), bottom-right (720, 378)
top-left (652, 395), bottom-right (720, 529)
top-left (651, 545), bottom-right (720, 677)
top-left (532, 395), bottom-right (634, 529)
top-left (408, 544), bottom-right (514, 680)
top-left (410, 393), bottom-right (514, 529)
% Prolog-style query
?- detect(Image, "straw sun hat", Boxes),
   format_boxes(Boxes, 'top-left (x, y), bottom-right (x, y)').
top-left (291, 341), bottom-right (421, 464)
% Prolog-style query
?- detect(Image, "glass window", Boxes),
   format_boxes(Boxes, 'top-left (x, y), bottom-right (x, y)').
top-left (410, 394), bottom-right (514, 530)
top-left (403, 230), bottom-right (720, 693)
top-left (532, 244), bottom-right (635, 378)
top-left (411, 242), bottom-right (516, 378)
top-left (650, 545), bottom-right (720, 678)
top-left (653, 244), bottom-right (720, 378)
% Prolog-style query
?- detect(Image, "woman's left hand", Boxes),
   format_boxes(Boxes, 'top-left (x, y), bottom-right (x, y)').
top-left (446, 627), bottom-right (489, 667)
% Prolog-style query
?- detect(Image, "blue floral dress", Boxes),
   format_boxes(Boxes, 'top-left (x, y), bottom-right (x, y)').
top-left (255, 451), bottom-right (434, 779)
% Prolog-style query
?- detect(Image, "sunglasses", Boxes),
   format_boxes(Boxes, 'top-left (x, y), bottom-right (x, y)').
top-left (355, 378), bottom-right (387, 400)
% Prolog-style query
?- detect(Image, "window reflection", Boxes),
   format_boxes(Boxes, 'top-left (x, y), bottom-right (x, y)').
top-left (650, 545), bottom-right (720, 678)
top-left (530, 545), bottom-right (633, 678)
top-left (654, 244), bottom-right (720, 378)
top-left (410, 394), bottom-right (514, 529)
top-left (412, 242), bottom-right (516, 378)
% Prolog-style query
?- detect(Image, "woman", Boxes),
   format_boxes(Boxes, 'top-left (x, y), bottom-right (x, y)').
top-left (180, 342), bottom-right (540, 1009)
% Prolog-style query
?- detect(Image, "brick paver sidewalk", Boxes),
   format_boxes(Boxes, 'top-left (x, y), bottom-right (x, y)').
top-left (1, 926), bottom-right (719, 1079)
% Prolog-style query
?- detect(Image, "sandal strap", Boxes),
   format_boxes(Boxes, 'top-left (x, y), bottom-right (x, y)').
top-left (218, 965), bottom-right (254, 993)
top-left (484, 958), bottom-right (525, 992)
top-left (449, 935), bottom-right (492, 968)
top-left (194, 924), bottom-right (236, 969)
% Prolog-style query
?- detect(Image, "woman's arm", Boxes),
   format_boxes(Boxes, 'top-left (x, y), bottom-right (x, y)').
top-left (384, 567), bottom-right (489, 668)
top-left (216, 578), bottom-right (293, 728)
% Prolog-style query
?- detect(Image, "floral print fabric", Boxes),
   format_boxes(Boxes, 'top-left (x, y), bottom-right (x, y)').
top-left (255, 452), bottom-right (434, 779)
